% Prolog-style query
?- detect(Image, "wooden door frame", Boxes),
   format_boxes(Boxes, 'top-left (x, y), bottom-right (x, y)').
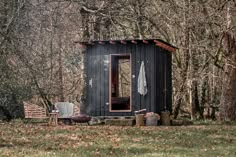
top-left (109, 54), bottom-right (132, 112)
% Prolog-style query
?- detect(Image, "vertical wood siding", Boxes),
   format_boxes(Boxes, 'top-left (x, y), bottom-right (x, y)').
top-left (84, 41), bottom-right (172, 116)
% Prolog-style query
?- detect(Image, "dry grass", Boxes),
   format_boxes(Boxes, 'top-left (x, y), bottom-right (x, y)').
top-left (0, 120), bottom-right (236, 157)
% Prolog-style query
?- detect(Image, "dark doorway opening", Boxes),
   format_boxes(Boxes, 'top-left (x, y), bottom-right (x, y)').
top-left (110, 54), bottom-right (131, 112)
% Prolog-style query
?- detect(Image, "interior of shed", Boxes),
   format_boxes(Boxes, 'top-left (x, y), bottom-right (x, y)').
top-left (110, 54), bottom-right (131, 111)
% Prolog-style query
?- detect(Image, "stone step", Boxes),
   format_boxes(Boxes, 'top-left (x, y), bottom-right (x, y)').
top-left (105, 119), bottom-right (135, 126)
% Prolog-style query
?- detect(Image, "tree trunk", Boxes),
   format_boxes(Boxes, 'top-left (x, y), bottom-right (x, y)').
top-left (220, 32), bottom-right (236, 121)
top-left (173, 0), bottom-right (190, 118)
top-left (220, 3), bottom-right (236, 121)
top-left (58, 33), bottom-right (64, 102)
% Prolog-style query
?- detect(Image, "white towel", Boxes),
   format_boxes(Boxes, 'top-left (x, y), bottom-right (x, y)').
top-left (138, 61), bottom-right (147, 96)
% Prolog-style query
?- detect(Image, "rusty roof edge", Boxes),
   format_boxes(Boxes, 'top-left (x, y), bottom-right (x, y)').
top-left (75, 39), bottom-right (178, 50)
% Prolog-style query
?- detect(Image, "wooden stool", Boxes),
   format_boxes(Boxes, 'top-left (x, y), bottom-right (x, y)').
top-left (136, 114), bottom-right (145, 126)
top-left (48, 112), bottom-right (59, 126)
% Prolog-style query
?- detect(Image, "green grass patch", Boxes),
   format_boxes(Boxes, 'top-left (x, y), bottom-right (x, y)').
top-left (0, 121), bottom-right (236, 157)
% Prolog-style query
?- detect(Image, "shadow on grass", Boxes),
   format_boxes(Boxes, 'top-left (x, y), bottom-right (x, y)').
top-left (193, 119), bottom-right (236, 126)
top-left (6, 140), bottom-right (152, 157)
top-left (73, 145), bottom-right (152, 157)
top-left (0, 144), bottom-right (14, 148)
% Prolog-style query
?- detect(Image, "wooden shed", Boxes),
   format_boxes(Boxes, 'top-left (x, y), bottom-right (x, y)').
top-left (79, 39), bottom-right (176, 116)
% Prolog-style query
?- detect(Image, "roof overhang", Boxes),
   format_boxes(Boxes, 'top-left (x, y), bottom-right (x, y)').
top-left (75, 39), bottom-right (177, 53)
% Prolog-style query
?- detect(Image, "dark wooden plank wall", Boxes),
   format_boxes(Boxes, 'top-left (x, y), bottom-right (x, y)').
top-left (166, 50), bottom-right (172, 112)
top-left (131, 43), bottom-right (137, 113)
top-left (154, 47), bottom-right (172, 113)
top-left (85, 42), bottom-right (172, 116)
top-left (103, 44), bottom-right (111, 116)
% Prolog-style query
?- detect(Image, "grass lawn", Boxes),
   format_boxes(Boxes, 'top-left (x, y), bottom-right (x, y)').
top-left (0, 121), bottom-right (236, 157)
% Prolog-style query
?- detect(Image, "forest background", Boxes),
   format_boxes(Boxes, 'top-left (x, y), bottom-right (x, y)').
top-left (0, 0), bottom-right (236, 121)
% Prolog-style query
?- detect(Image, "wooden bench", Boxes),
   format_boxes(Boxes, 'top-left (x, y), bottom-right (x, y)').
top-left (23, 101), bottom-right (47, 119)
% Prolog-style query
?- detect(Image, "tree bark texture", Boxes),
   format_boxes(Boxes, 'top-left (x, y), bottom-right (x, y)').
top-left (220, 32), bottom-right (236, 121)
top-left (173, 0), bottom-right (190, 118)
top-left (220, 3), bottom-right (236, 121)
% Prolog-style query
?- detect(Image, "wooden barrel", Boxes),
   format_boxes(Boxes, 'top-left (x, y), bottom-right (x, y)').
top-left (161, 111), bottom-right (170, 126)
top-left (135, 114), bottom-right (144, 126)
top-left (146, 114), bottom-right (158, 126)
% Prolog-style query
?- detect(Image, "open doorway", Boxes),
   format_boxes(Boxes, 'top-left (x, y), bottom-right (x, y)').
top-left (110, 54), bottom-right (131, 112)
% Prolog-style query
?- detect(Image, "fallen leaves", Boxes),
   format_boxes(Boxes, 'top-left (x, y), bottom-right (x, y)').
top-left (0, 122), bottom-right (236, 157)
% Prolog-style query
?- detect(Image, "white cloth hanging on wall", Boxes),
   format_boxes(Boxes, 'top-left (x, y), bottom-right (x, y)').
top-left (138, 61), bottom-right (147, 96)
